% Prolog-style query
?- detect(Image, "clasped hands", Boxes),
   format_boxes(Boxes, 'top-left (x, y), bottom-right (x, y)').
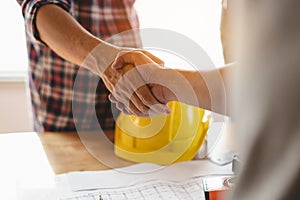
top-left (83, 42), bottom-right (175, 117)
top-left (106, 49), bottom-right (172, 117)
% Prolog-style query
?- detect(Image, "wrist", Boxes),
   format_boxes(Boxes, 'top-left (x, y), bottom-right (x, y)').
top-left (191, 70), bottom-right (211, 110)
top-left (81, 41), bottom-right (120, 76)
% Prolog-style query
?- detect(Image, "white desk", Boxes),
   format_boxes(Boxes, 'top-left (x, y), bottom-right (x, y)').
top-left (0, 122), bottom-right (234, 199)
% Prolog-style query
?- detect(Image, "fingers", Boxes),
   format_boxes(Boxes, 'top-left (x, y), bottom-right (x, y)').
top-left (140, 50), bottom-right (164, 66)
top-left (122, 66), bottom-right (170, 116)
top-left (109, 81), bottom-right (170, 117)
top-left (109, 93), bottom-right (152, 117)
top-left (109, 94), bottom-right (130, 115)
top-left (109, 73), bottom-right (153, 116)
top-left (110, 52), bottom-right (125, 70)
top-left (148, 83), bottom-right (166, 104)
top-left (132, 84), bottom-right (170, 115)
top-left (107, 49), bottom-right (169, 117)
top-left (111, 50), bottom-right (163, 70)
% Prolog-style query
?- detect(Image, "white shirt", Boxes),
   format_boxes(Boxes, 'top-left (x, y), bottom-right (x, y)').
top-left (230, 0), bottom-right (300, 199)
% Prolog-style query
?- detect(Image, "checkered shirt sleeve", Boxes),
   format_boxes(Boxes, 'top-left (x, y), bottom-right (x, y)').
top-left (16, 0), bottom-right (141, 132)
top-left (17, 0), bottom-right (72, 44)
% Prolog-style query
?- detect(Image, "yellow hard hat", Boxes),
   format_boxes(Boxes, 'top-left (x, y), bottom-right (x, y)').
top-left (114, 101), bottom-right (209, 165)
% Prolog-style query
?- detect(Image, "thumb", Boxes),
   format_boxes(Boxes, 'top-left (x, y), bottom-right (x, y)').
top-left (111, 51), bottom-right (126, 69)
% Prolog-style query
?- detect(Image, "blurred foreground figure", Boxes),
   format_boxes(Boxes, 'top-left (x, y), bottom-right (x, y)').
top-left (230, 0), bottom-right (300, 199)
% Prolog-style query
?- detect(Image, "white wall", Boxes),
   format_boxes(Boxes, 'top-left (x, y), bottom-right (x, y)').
top-left (0, 81), bottom-right (32, 133)
top-left (135, 0), bottom-right (224, 67)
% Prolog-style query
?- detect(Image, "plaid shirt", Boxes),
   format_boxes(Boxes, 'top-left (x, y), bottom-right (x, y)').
top-left (17, 0), bottom-right (141, 132)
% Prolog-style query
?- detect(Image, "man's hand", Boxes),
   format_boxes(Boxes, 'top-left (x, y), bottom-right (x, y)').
top-left (109, 61), bottom-right (176, 117)
top-left (80, 41), bottom-right (171, 117)
top-left (106, 49), bottom-right (171, 117)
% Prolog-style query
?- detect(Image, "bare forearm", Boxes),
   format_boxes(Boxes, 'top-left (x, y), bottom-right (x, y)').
top-left (36, 4), bottom-right (101, 66)
top-left (179, 70), bottom-right (212, 111)
top-left (197, 65), bottom-right (232, 115)
top-left (153, 65), bottom-right (233, 115)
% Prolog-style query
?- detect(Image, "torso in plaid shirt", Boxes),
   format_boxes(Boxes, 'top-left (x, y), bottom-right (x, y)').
top-left (17, 0), bottom-right (141, 132)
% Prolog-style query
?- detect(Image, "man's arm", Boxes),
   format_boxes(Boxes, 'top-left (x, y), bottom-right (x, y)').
top-left (36, 4), bottom-right (99, 66)
top-left (35, 4), bottom-right (168, 116)
top-left (110, 63), bottom-right (233, 116)
top-left (149, 66), bottom-right (232, 115)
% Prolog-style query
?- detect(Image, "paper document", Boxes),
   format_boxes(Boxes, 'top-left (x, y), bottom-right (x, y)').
top-left (61, 177), bottom-right (205, 200)
top-left (56, 160), bottom-right (232, 200)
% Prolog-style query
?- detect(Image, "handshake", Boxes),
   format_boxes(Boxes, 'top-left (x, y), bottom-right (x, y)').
top-left (82, 43), bottom-right (181, 117)
top-left (82, 42), bottom-right (216, 117)
top-left (106, 49), bottom-right (174, 117)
